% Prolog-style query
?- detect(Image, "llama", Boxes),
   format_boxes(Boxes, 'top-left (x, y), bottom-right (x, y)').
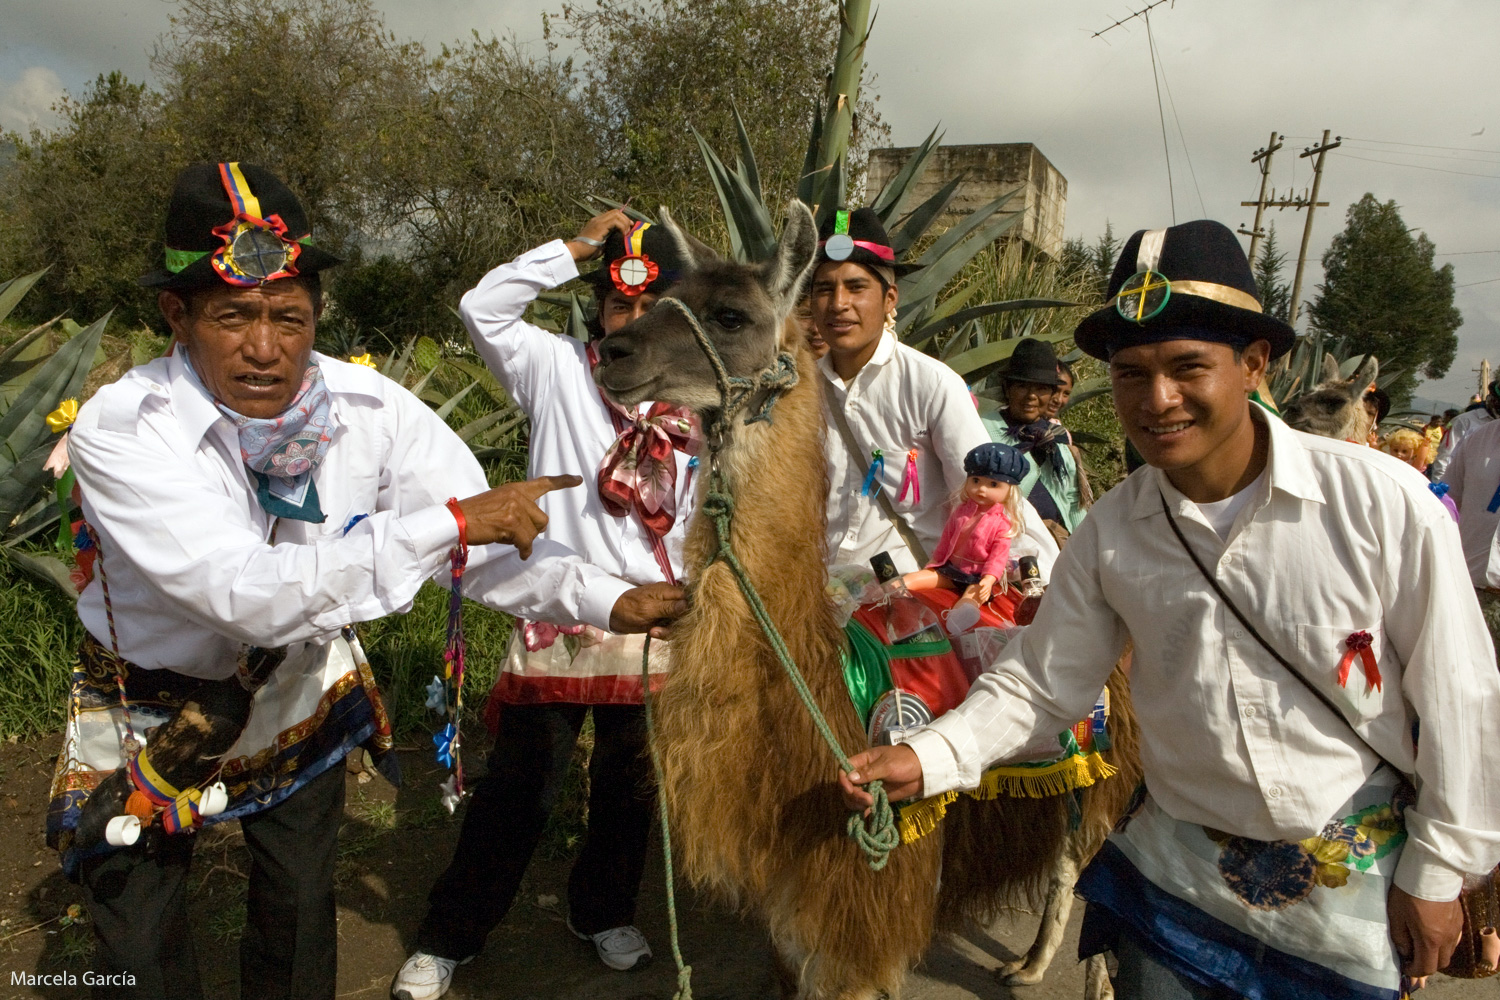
top-left (1280, 353), bottom-right (1380, 441)
top-left (594, 200), bottom-right (1139, 999)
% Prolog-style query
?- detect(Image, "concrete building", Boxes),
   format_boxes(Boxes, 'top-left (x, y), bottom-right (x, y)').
top-left (864, 143), bottom-right (1067, 257)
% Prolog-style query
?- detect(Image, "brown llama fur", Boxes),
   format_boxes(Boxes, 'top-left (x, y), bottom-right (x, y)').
top-left (1280, 353), bottom-right (1380, 441)
top-left (594, 201), bottom-right (1139, 998)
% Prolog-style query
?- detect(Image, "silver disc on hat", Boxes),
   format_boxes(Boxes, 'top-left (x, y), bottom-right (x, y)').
top-left (228, 226), bottom-right (289, 281)
top-left (824, 233), bottom-right (855, 261)
top-left (616, 256), bottom-right (650, 287)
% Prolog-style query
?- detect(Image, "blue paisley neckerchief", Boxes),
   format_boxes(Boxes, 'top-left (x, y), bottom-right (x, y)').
top-left (184, 353), bottom-right (333, 522)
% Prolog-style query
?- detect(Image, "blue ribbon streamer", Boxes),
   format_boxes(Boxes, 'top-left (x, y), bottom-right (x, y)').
top-left (1487, 479), bottom-right (1500, 513)
top-left (861, 449), bottom-right (885, 498)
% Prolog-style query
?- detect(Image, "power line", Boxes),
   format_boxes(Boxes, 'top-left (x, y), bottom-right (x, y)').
top-left (1342, 145), bottom-right (1500, 166)
top-left (1343, 135), bottom-right (1500, 156)
top-left (1148, 19), bottom-right (1205, 218)
top-left (1090, 0), bottom-right (1174, 39)
top-left (1334, 151), bottom-right (1500, 180)
top-left (1457, 276), bottom-right (1500, 288)
top-left (1144, 7), bottom-right (1175, 223)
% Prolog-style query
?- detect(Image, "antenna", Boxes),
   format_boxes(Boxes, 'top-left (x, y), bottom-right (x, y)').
top-left (1091, 0), bottom-right (1174, 39)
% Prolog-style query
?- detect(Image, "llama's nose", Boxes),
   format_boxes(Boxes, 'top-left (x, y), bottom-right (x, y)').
top-left (597, 335), bottom-right (636, 366)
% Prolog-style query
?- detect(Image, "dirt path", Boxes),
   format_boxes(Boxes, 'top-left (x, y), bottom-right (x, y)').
top-left (1, 738), bottom-right (1496, 1000)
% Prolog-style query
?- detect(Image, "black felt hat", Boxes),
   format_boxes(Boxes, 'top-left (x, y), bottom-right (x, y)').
top-left (580, 219), bottom-right (689, 298)
top-left (139, 162), bottom-right (341, 291)
top-left (1004, 337), bottom-right (1065, 387)
top-left (814, 207), bottom-right (921, 279)
top-left (964, 442), bottom-right (1027, 485)
top-left (1073, 219), bottom-right (1294, 361)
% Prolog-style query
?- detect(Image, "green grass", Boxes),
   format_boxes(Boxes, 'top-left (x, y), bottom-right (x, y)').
top-left (0, 559), bottom-right (82, 739)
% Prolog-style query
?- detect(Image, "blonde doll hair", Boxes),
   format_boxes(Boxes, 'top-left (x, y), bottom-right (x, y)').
top-left (950, 476), bottom-right (1026, 540)
top-left (1381, 428), bottom-right (1423, 456)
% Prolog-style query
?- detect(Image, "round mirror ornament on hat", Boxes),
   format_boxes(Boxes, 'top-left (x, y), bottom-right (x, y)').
top-left (609, 220), bottom-right (660, 296)
top-left (824, 210), bottom-right (856, 261)
top-left (1115, 269), bottom-right (1171, 323)
top-left (210, 163), bottom-right (304, 287)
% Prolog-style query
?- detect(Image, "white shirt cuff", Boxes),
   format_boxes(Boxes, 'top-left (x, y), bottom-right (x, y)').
top-left (536, 239), bottom-right (581, 287)
top-left (899, 725), bottom-right (968, 800)
top-left (1393, 844), bottom-right (1466, 901)
top-left (400, 503), bottom-right (462, 575)
top-left (577, 572), bottom-right (636, 633)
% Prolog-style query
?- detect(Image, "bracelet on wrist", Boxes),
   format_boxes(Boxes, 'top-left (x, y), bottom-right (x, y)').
top-left (444, 497), bottom-right (468, 553)
top-left (569, 234), bottom-right (604, 248)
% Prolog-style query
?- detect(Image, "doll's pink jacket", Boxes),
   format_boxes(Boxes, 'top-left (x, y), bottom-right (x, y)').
top-left (926, 498), bottom-right (1013, 581)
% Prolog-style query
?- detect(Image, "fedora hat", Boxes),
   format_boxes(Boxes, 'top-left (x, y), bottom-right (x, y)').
top-left (1004, 337), bottom-right (1065, 387)
top-left (139, 162), bottom-right (341, 291)
top-left (1073, 220), bottom-right (1295, 361)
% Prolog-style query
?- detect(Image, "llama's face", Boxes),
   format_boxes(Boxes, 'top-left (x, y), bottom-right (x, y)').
top-left (594, 202), bottom-right (818, 414)
top-left (1281, 387), bottom-right (1364, 440)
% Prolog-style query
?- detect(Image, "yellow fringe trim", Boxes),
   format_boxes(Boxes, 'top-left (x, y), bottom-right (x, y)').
top-left (897, 790), bottom-right (959, 844)
top-left (970, 752), bottom-right (1119, 801)
top-left (894, 752), bottom-right (1119, 844)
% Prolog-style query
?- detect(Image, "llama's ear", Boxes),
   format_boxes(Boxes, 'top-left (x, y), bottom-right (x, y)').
top-left (657, 206), bottom-right (719, 271)
top-left (1350, 354), bottom-right (1379, 393)
top-left (760, 199), bottom-right (818, 309)
top-left (1320, 352), bottom-right (1340, 384)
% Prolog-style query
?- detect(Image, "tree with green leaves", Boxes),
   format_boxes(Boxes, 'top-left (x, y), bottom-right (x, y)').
top-left (1309, 194), bottom-right (1460, 403)
top-left (1253, 222), bottom-right (1291, 322)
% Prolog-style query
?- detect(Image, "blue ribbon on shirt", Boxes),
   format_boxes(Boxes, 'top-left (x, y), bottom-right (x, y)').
top-left (1486, 479), bottom-right (1500, 513)
top-left (861, 449), bottom-right (885, 498)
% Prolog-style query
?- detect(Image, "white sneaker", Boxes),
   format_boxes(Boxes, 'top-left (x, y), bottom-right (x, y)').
top-left (390, 950), bottom-right (471, 1000)
top-left (569, 921), bottom-right (653, 971)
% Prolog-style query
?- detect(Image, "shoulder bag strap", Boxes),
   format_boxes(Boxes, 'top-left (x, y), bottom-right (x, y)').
top-left (821, 377), bottom-right (930, 566)
top-left (1157, 489), bottom-right (1402, 775)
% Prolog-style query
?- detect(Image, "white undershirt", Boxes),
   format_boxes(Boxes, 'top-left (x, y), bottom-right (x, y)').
top-left (1193, 468), bottom-right (1267, 540)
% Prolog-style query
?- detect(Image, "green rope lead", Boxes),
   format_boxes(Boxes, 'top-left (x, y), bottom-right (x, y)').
top-left (641, 637), bottom-right (692, 1000)
top-left (698, 487), bottom-right (900, 870)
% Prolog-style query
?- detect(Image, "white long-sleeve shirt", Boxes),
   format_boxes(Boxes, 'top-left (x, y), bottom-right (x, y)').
top-left (70, 349), bottom-right (614, 680)
top-left (1442, 414), bottom-right (1500, 587)
top-left (459, 240), bottom-right (694, 605)
top-left (1430, 406), bottom-right (1494, 480)
top-left (818, 329), bottom-right (1058, 578)
top-left (905, 409), bottom-right (1500, 901)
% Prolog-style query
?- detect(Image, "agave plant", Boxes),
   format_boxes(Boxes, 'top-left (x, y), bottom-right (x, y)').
top-left (0, 269), bottom-right (112, 594)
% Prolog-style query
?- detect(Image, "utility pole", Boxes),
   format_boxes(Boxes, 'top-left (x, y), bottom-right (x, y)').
top-left (1236, 131), bottom-right (1283, 268)
top-left (1286, 129), bottom-right (1341, 328)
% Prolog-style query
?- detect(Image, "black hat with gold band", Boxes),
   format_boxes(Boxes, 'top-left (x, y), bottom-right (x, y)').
top-left (139, 162), bottom-right (342, 291)
top-left (1073, 220), bottom-right (1294, 361)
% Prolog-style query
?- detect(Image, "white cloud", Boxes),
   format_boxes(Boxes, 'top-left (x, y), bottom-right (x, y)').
top-left (0, 65), bottom-right (63, 133)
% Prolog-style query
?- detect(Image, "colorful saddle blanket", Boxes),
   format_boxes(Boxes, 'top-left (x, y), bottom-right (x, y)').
top-left (843, 588), bottom-right (1116, 843)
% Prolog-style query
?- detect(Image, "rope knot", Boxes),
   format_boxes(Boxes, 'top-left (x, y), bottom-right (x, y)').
top-left (700, 489), bottom-right (735, 523)
top-left (846, 778), bottom-right (900, 871)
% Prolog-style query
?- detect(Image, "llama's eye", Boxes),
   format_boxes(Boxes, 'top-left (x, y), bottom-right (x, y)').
top-left (715, 309), bottom-right (746, 331)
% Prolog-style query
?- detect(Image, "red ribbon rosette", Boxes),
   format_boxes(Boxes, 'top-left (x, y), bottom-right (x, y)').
top-left (1337, 630), bottom-right (1381, 693)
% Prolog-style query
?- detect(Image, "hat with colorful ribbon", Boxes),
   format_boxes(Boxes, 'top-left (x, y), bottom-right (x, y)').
top-left (1073, 220), bottom-right (1294, 361)
top-left (581, 219), bottom-right (687, 298)
top-left (815, 207), bottom-right (922, 281)
top-left (139, 162), bottom-right (342, 291)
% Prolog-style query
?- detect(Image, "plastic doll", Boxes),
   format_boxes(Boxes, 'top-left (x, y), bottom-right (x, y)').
top-left (902, 441), bottom-right (1028, 634)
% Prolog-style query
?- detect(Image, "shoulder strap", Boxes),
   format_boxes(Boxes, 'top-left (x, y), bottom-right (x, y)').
top-left (1157, 489), bottom-right (1402, 775)
top-left (821, 378), bottom-right (930, 566)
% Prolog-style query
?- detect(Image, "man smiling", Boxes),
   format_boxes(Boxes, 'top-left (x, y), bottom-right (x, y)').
top-left (53, 164), bottom-right (672, 1000)
top-left (844, 220), bottom-right (1500, 999)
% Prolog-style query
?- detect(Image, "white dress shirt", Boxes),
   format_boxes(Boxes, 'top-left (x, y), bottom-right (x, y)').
top-left (1430, 406), bottom-right (1494, 480)
top-left (818, 329), bottom-right (1059, 578)
top-left (905, 409), bottom-right (1500, 900)
top-left (459, 239), bottom-right (694, 607)
top-left (1442, 414), bottom-right (1500, 587)
top-left (69, 349), bottom-right (614, 681)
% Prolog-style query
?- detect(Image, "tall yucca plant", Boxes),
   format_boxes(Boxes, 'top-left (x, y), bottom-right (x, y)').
top-left (692, 1), bottom-right (1075, 386)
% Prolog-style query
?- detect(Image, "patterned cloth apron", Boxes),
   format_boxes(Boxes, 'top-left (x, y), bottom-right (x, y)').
top-left (48, 633), bottom-right (389, 877)
top-left (1078, 767), bottom-right (1412, 1000)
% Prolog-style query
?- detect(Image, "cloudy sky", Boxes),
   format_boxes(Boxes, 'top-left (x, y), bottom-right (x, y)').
top-left (5, 0), bottom-right (1499, 406)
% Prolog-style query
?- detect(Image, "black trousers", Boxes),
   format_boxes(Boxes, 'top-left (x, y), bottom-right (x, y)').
top-left (80, 759), bottom-right (346, 1000)
top-left (416, 702), bottom-right (655, 960)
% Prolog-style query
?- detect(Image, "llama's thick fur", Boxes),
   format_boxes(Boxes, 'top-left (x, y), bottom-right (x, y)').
top-left (595, 201), bottom-right (1140, 998)
top-left (1280, 353), bottom-right (1379, 441)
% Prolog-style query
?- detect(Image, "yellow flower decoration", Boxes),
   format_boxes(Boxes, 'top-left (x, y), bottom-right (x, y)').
top-left (1300, 836), bottom-right (1352, 889)
top-left (45, 398), bottom-right (79, 433)
top-left (348, 353), bottom-right (377, 369)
